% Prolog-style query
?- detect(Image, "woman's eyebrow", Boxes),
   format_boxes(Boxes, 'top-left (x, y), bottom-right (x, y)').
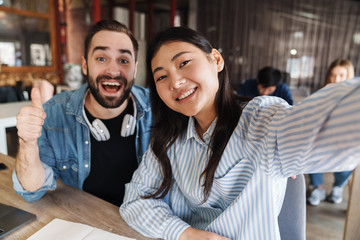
top-left (153, 51), bottom-right (190, 74)
top-left (171, 51), bottom-right (190, 61)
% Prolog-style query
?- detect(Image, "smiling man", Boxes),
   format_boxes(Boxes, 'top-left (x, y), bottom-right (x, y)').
top-left (13, 20), bottom-right (152, 206)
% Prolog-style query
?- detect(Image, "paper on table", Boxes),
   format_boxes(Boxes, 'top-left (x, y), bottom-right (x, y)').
top-left (27, 218), bottom-right (135, 240)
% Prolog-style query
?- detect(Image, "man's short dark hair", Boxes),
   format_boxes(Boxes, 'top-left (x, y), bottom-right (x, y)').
top-left (84, 19), bottom-right (139, 61)
top-left (257, 66), bottom-right (282, 87)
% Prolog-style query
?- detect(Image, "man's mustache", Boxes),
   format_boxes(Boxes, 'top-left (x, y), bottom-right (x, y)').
top-left (96, 75), bottom-right (127, 84)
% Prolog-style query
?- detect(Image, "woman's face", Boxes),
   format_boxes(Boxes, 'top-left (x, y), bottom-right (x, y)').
top-left (151, 41), bottom-right (224, 122)
top-left (329, 66), bottom-right (348, 83)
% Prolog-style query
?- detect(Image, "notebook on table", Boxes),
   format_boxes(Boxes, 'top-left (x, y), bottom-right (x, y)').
top-left (0, 203), bottom-right (36, 238)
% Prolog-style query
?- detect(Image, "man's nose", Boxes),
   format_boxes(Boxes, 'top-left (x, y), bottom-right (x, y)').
top-left (105, 61), bottom-right (121, 77)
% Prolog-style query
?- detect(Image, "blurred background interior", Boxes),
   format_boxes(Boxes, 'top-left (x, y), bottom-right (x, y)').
top-left (1, 1), bottom-right (360, 239)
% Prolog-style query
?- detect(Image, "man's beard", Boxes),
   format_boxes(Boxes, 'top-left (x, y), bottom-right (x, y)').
top-left (86, 73), bottom-right (134, 109)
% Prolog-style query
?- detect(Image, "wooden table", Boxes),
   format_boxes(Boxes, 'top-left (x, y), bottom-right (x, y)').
top-left (0, 153), bottom-right (157, 240)
top-left (0, 101), bottom-right (31, 155)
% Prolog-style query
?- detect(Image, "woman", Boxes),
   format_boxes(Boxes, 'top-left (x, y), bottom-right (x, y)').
top-left (120, 27), bottom-right (360, 240)
top-left (307, 59), bottom-right (355, 206)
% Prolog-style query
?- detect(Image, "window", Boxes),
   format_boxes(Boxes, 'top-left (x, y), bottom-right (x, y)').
top-left (0, 0), bottom-right (57, 73)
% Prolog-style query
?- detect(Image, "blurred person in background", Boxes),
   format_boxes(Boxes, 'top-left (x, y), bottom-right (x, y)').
top-left (237, 66), bottom-right (293, 105)
top-left (307, 59), bottom-right (355, 206)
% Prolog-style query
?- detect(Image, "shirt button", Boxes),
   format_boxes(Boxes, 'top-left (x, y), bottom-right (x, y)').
top-left (62, 165), bottom-right (67, 169)
top-left (85, 141), bottom-right (89, 144)
top-left (85, 164), bottom-right (89, 168)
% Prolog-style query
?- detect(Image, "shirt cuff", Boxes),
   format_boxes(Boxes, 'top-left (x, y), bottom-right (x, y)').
top-left (162, 216), bottom-right (191, 240)
top-left (12, 163), bottom-right (56, 201)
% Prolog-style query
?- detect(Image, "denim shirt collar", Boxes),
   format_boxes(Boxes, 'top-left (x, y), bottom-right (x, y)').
top-left (130, 85), bottom-right (152, 120)
top-left (65, 83), bottom-right (88, 120)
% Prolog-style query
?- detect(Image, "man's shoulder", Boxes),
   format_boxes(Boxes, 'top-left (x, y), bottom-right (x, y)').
top-left (277, 82), bottom-right (290, 90)
top-left (43, 84), bottom-right (87, 113)
top-left (241, 79), bottom-right (258, 89)
top-left (238, 79), bottom-right (258, 96)
top-left (243, 78), bottom-right (257, 85)
top-left (131, 85), bottom-right (150, 96)
top-left (131, 85), bottom-right (151, 109)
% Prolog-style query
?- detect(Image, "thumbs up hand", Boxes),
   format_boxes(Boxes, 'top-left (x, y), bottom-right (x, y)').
top-left (31, 87), bottom-right (44, 110)
top-left (16, 88), bottom-right (46, 144)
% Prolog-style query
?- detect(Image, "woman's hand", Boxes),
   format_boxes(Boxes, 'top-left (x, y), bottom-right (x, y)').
top-left (179, 227), bottom-right (231, 240)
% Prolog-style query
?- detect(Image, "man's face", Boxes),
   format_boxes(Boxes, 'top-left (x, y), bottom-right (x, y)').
top-left (257, 84), bottom-right (276, 96)
top-left (82, 30), bottom-right (138, 108)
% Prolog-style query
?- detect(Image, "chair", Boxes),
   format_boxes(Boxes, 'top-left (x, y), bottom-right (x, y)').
top-left (278, 174), bottom-right (306, 240)
top-left (0, 86), bottom-right (25, 103)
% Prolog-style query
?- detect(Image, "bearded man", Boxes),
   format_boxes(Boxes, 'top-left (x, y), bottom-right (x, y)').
top-left (14, 20), bottom-right (152, 206)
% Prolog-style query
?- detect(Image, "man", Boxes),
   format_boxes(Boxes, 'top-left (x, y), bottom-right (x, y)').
top-left (13, 20), bottom-right (152, 207)
top-left (237, 66), bottom-right (293, 105)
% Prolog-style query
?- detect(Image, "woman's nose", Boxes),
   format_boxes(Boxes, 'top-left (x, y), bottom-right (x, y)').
top-left (335, 75), bottom-right (342, 83)
top-left (170, 74), bottom-right (186, 90)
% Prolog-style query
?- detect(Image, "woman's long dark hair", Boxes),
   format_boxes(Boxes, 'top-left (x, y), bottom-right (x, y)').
top-left (145, 27), bottom-right (245, 201)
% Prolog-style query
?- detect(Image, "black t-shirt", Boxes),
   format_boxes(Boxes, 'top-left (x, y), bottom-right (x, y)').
top-left (82, 100), bottom-right (137, 206)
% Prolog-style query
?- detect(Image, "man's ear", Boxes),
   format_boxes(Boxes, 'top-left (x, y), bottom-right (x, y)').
top-left (211, 49), bottom-right (224, 72)
top-left (81, 56), bottom-right (87, 75)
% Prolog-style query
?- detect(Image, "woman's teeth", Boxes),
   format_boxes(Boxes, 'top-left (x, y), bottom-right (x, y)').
top-left (178, 89), bottom-right (195, 100)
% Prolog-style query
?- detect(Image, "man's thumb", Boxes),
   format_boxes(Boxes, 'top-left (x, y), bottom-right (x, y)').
top-left (31, 87), bottom-right (43, 109)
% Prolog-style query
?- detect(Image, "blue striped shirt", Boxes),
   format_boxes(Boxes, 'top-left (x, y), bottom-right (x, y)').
top-left (120, 77), bottom-right (360, 240)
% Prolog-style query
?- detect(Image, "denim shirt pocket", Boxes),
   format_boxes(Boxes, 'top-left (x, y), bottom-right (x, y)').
top-left (55, 158), bottom-right (79, 187)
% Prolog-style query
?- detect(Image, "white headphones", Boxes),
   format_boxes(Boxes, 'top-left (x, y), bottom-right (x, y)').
top-left (82, 92), bottom-right (137, 141)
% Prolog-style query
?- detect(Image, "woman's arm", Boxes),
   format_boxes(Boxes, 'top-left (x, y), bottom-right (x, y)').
top-left (244, 77), bottom-right (360, 177)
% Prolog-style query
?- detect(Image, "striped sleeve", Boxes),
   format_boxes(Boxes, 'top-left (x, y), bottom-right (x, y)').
top-left (243, 77), bottom-right (360, 177)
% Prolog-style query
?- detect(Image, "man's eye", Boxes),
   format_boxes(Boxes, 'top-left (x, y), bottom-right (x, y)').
top-left (120, 59), bottom-right (129, 64)
top-left (180, 60), bottom-right (190, 68)
top-left (96, 57), bottom-right (106, 62)
top-left (156, 75), bottom-right (166, 82)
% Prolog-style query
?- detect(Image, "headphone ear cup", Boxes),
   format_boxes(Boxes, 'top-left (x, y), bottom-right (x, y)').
top-left (89, 125), bottom-right (102, 141)
top-left (92, 119), bottom-right (110, 141)
top-left (121, 114), bottom-right (135, 137)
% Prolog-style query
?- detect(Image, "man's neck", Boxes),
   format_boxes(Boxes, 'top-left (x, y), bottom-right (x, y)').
top-left (84, 92), bottom-right (129, 120)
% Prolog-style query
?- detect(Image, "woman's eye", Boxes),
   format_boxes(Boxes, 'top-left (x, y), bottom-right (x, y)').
top-left (156, 75), bottom-right (166, 82)
top-left (180, 60), bottom-right (190, 68)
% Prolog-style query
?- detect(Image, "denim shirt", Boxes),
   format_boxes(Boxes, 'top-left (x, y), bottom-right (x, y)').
top-left (13, 83), bottom-right (152, 202)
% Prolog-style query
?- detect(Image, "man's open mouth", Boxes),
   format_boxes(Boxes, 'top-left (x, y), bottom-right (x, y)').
top-left (101, 81), bottom-right (121, 92)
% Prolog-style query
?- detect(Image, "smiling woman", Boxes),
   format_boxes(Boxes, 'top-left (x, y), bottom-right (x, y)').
top-left (120, 26), bottom-right (360, 240)
top-left (151, 41), bottom-right (221, 130)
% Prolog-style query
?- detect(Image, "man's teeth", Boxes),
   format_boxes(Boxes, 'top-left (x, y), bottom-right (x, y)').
top-left (178, 89), bottom-right (195, 100)
top-left (102, 82), bottom-right (120, 86)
